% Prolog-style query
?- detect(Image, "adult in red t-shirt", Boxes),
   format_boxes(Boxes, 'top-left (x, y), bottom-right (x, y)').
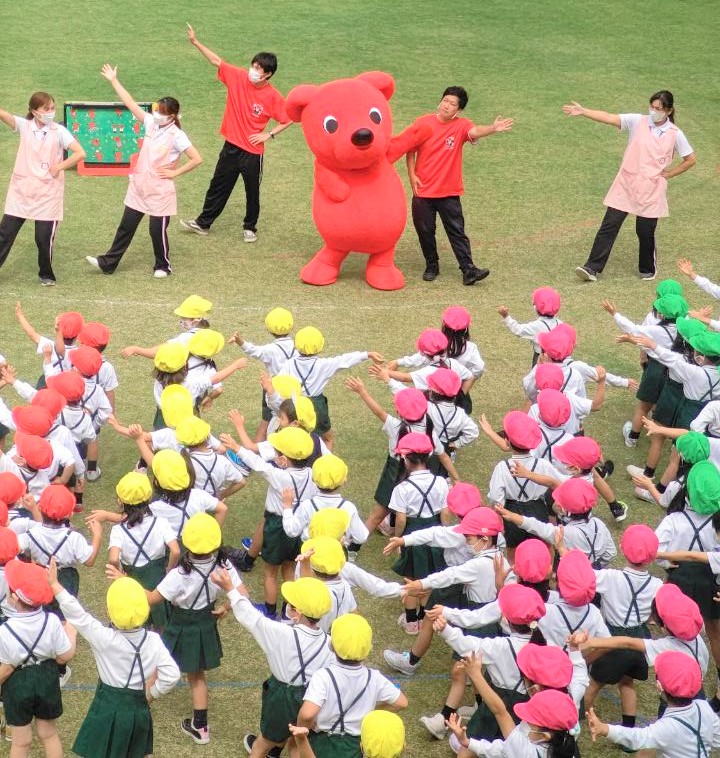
top-left (407, 87), bottom-right (512, 285)
top-left (181, 24), bottom-right (291, 243)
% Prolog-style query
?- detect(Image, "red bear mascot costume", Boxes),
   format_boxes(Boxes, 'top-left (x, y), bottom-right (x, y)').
top-left (286, 72), bottom-right (429, 291)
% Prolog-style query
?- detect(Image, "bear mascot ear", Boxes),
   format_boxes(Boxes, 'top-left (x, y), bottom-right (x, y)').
top-left (355, 71), bottom-right (395, 101)
top-left (285, 84), bottom-right (321, 122)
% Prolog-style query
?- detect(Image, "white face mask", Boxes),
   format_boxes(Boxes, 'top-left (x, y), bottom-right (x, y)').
top-left (649, 108), bottom-right (667, 124)
top-left (248, 68), bottom-right (264, 84)
top-left (153, 111), bottom-right (171, 126)
top-left (35, 110), bottom-right (55, 124)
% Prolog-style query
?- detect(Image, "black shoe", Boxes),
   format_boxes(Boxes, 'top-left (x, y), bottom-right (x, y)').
top-left (595, 460), bottom-right (614, 479)
top-left (227, 546), bottom-right (255, 572)
top-left (244, 734), bottom-right (282, 756)
top-left (422, 267), bottom-right (439, 282)
top-left (462, 267), bottom-right (490, 285)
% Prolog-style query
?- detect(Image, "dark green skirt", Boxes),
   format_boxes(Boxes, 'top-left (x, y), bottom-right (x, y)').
top-left (308, 732), bottom-right (361, 758)
top-left (426, 582), bottom-right (465, 611)
top-left (653, 378), bottom-right (683, 426)
top-left (162, 605), bottom-right (222, 673)
top-left (636, 358), bottom-right (666, 404)
top-left (259, 674), bottom-right (304, 743)
top-left (666, 561), bottom-right (720, 621)
top-left (590, 623), bottom-right (650, 684)
top-left (124, 557), bottom-right (168, 629)
top-left (466, 684), bottom-right (527, 740)
top-left (451, 599), bottom-right (502, 659)
top-left (261, 388), bottom-right (273, 422)
top-left (310, 394), bottom-right (331, 435)
top-left (392, 515), bottom-right (446, 579)
top-left (374, 455), bottom-right (401, 507)
top-left (152, 406), bottom-right (166, 431)
top-left (73, 681), bottom-right (152, 758)
top-left (503, 498), bottom-right (548, 548)
top-left (261, 512), bottom-right (301, 566)
top-left (47, 566), bottom-right (80, 620)
top-left (673, 397), bottom-right (706, 431)
top-left (3, 659), bottom-right (61, 727)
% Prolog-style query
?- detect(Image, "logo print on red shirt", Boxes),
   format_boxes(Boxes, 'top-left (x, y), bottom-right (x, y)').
top-left (252, 103), bottom-right (264, 117)
top-left (445, 136), bottom-right (455, 149)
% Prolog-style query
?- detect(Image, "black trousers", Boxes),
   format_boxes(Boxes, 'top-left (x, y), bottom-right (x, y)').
top-left (0, 214), bottom-right (57, 281)
top-left (96, 206), bottom-right (170, 273)
top-left (585, 206), bottom-right (658, 275)
top-left (196, 141), bottom-right (263, 231)
top-left (411, 195), bottom-right (475, 272)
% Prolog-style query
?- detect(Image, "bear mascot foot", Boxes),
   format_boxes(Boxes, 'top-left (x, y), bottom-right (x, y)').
top-left (365, 251), bottom-right (405, 291)
top-left (300, 247), bottom-right (349, 286)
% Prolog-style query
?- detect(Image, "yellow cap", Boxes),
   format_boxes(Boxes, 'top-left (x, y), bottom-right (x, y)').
top-left (360, 711), bottom-right (405, 758)
top-left (294, 395), bottom-right (317, 432)
top-left (271, 374), bottom-right (303, 400)
top-left (268, 426), bottom-right (314, 461)
top-left (160, 385), bottom-right (195, 429)
top-left (331, 613), bottom-right (372, 660)
top-left (188, 329), bottom-right (225, 359)
top-left (294, 326), bottom-right (324, 355)
top-left (152, 449), bottom-right (191, 491)
top-left (281, 577), bottom-right (332, 619)
top-left (265, 307), bottom-right (294, 335)
top-left (308, 509), bottom-right (351, 540)
top-left (175, 416), bottom-right (212, 447)
top-left (107, 577), bottom-right (150, 629)
top-left (301, 536), bottom-right (346, 575)
top-left (174, 295), bottom-right (213, 319)
top-left (182, 512), bottom-right (222, 554)
top-left (154, 342), bottom-right (189, 373)
top-left (312, 454), bottom-right (348, 490)
top-left (116, 472), bottom-right (152, 505)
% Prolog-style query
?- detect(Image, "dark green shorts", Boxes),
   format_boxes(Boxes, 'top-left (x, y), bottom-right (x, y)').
top-left (310, 394), bottom-right (331, 435)
top-left (259, 675), bottom-right (305, 743)
top-left (3, 659), bottom-right (62, 727)
top-left (308, 732), bottom-right (361, 758)
top-left (636, 358), bottom-right (666, 404)
top-left (261, 512), bottom-right (301, 566)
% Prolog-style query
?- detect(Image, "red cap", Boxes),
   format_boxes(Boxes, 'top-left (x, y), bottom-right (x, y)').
top-left (57, 311), bottom-right (84, 340)
top-left (46, 371), bottom-right (86, 402)
top-left (535, 363), bottom-right (564, 391)
top-left (393, 388), bottom-right (427, 422)
top-left (447, 482), bottom-right (482, 517)
top-left (427, 368), bottom-right (462, 397)
top-left (655, 650), bottom-right (702, 698)
top-left (655, 584), bottom-right (703, 641)
top-left (78, 321), bottom-right (111, 349)
top-left (514, 538), bottom-right (552, 583)
top-left (517, 643), bottom-right (573, 689)
top-left (514, 690), bottom-right (578, 732)
top-left (532, 287), bottom-right (561, 317)
top-left (557, 549), bottom-right (596, 606)
top-left (68, 345), bottom-right (102, 377)
top-left (537, 389), bottom-right (571, 427)
top-left (498, 584), bottom-right (546, 626)
top-left (537, 324), bottom-right (577, 361)
top-left (0, 526), bottom-right (19, 563)
top-left (416, 328), bottom-right (448, 356)
top-left (554, 437), bottom-right (602, 470)
top-left (454, 507), bottom-right (504, 537)
top-left (38, 484), bottom-right (76, 520)
top-left (4, 558), bottom-right (54, 606)
top-left (620, 524), bottom-right (659, 565)
top-left (442, 306), bottom-right (471, 331)
top-left (15, 433), bottom-right (54, 470)
top-left (503, 411), bottom-right (542, 450)
top-left (31, 388), bottom-right (66, 417)
top-left (394, 432), bottom-right (433, 456)
top-left (0, 500), bottom-right (7, 527)
top-left (0, 472), bottom-right (27, 506)
top-left (552, 478), bottom-right (598, 514)
top-left (11, 405), bottom-right (54, 437)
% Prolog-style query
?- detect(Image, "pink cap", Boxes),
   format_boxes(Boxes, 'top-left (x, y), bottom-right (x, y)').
top-left (554, 437), bottom-right (602, 470)
top-left (393, 388), bottom-right (427, 422)
top-left (442, 306), bottom-right (471, 331)
top-left (517, 643), bottom-right (573, 689)
top-left (31, 388), bottom-right (66, 418)
top-left (532, 287), bottom-right (561, 317)
top-left (537, 389), bottom-right (571, 427)
top-left (498, 584), bottom-right (546, 625)
top-left (454, 507), bottom-right (504, 537)
top-left (552, 478), bottom-right (598, 514)
top-left (503, 411), bottom-right (542, 451)
top-left (447, 483), bottom-right (482, 517)
top-left (655, 651), bottom-right (702, 698)
top-left (535, 363), bottom-right (564, 391)
top-left (537, 324), bottom-right (577, 361)
top-left (416, 328), bottom-right (448, 356)
top-left (394, 432), bottom-right (433, 456)
top-left (514, 539), bottom-right (552, 583)
top-left (557, 549), bottom-right (596, 606)
top-left (68, 345), bottom-right (102, 377)
top-left (427, 367), bottom-right (462, 397)
top-left (620, 524), bottom-right (659, 565)
top-left (514, 690), bottom-right (578, 732)
top-left (655, 584), bottom-right (703, 641)
top-left (12, 406), bottom-right (54, 437)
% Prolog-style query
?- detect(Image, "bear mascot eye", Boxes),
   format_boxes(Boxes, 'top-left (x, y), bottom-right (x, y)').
top-left (323, 116), bottom-right (339, 134)
top-left (369, 107), bottom-right (382, 124)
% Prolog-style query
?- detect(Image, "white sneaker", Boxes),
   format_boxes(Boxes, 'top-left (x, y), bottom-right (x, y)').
top-left (622, 421), bottom-right (637, 448)
top-left (634, 486), bottom-right (656, 504)
top-left (85, 256), bottom-right (101, 269)
top-left (397, 612), bottom-right (419, 635)
top-left (347, 550), bottom-right (358, 563)
top-left (419, 712), bottom-right (448, 740)
top-left (179, 219), bottom-right (209, 236)
top-left (575, 266), bottom-right (597, 282)
top-left (640, 271), bottom-right (657, 281)
top-left (383, 649), bottom-right (419, 676)
top-left (626, 464), bottom-right (646, 479)
top-left (457, 704), bottom-right (478, 718)
top-left (377, 516), bottom-right (393, 537)
top-left (86, 468), bottom-right (102, 482)
top-left (59, 666), bottom-right (72, 688)
top-left (243, 229), bottom-right (258, 243)
top-left (153, 270), bottom-right (169, 279)
top-left (448, 732), bottom-right (462, 754)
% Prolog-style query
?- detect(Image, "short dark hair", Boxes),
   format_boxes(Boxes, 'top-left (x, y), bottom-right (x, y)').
top-left (650, 90), bottom-right (674, 122)
top-left (443, 86), bottom-right (468, 110)
top-left (252, 52), bottom-right (278, 76)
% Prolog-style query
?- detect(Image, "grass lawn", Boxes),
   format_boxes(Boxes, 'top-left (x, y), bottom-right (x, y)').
top-left (0, 0), bottom-right (719, 754)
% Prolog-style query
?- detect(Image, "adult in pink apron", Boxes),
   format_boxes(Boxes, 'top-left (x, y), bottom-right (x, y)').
top-left (86, 65), bottom-right (202, 278)
top-left (0, 92), bottom-right (85, 285)
top-left (563, 90), bottom-right (696, 282)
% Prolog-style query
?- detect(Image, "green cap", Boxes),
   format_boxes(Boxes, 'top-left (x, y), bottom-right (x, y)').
top-left (687, 460), bottom-right (720, 515)
top-left (690, 331), bottom-right (720, 358)
top-left (676, 316), bottom-right (707, 343)
top-left (676, 432), bottom-right (710, 465)
top-left (653, 294), bottom-right (689, 321)
top-left (655, 278), bottom-right (683, 297)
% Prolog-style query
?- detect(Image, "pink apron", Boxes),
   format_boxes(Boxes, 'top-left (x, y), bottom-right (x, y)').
top-left (124, 121), bottom-right (179, 216)
top-left (5, 122), bottom-right (65, 221)
top-left (604, 117), bottom-right (678, 219)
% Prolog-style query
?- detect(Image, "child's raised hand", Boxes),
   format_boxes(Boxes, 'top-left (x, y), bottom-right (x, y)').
top-left (259, 372), bottom-right (273, 392)
top-left (87, 519), bottom-right (103, 537)
top-left (120, 346), bottom-right (137, 359)
top-left (585, 707), bottom-right (608, 741)
top-left (382, 536), bottom-right (404, 555)
top-left (368, 364), bottom-right (390, 382)
top-left (367, 351), bottom-right (384, 363)
top-left (554, 524), bottom-right (566, 553)
top-left (600, 299), bottom-right (616, 315)
top-left (631, 334), bottom-right (654, 349)
top-left (14, 301), bottom-right (23, 318)
top-left (460, 651), bottom-right (484, 678)
top-left (105, 563), bottom-right (125, 581)
top-left (493, 552), bottom-right (511, 589)
top-left (210, 567), bottom-right (233, 591)
top-left (42, 343), bottom-right (53, 359)
top-left (496, 305), bottom-right (510, 318)
top-left (228, 331), bottom-right (243, 346)
top-left (295, 547), bottom-right (315, 563)
top-left (445, 713), bottom-right (469, 745)
top-left (0, 364), bottom-right (17, 384)
top-left (288, 724), bottom-right (309, 740)
top-left (641, 415), bottom-right (662, 436)
top-left (219, 433), bottom-right (240, 451)
top-left (677, 257), bottom-right (696, 279)
top-left (345, 376), bottom-right (365, 393)
top-left (478, 413), bottom-right (494, 435)
top-left (509, 460), bottom-right (531, 479)
top-left (47, 556), bottom-right (59, 587)
top-left (101, 63), bottom-right (118, 82)
top-left (228, 409), bottom-right (245, 427)
top-left (614, 333), bottom-right (635, 345)
top-left (401, 578), bottom-right (424, 597)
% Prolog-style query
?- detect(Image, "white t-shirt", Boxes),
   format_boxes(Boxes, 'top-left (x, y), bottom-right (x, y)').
top-left (149, 488), bottom-right (219, 537)
top-left (141, 114), bottom-right (192, 162)
top-left (109, 515), bottom-right (176, 567)
top-left (13, 116), bottom-right (75, 149)
top-left (0, 608), bottom-right (72, 666)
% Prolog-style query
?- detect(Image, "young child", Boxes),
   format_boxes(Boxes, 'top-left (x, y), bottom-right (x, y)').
top-left (52, 568), bottom-right (181, 757)
top-left (528, 389), bottom-right (575, 465)
top-left (3, 433), bottom-right (74, 503)
top-left (44, 372), bottom-right (97, 458)
top-left (0, 472), bottom-right (35, 533)
top-left (498, 286), bottom-right (563, 366)
top-left (0, 526), bottom-right (20, 620)
top-left (184, 330), bottom-right (228, 411)
top-left (75, 322), bottom-right (118, 407)
top-left (425, 367), bottom-right (479, 462)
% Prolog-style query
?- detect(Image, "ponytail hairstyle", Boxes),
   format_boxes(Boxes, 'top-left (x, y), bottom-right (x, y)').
top-left (156, 96), bottom-right (182, 129)
top-left (508, 621), bottom-right (546, 646)
top-left (26, 92), bottom-right (54, 120)
top-left (650, 90), bottom-right (675, 123)
top-left (520, 577), bottom-right (551, 603)
top-left (442, 323), bottom-right (470, 359)
top-left (178, 545), bottom-right (231, 575)
top-left (666, 482), bottom-right (688, 514)
top-left (397, 451), bottom-right (430, 483)
top-left (547, 730), bottom-right (577, 758)
top-left (152, 450), bottom-right (196, 503)
top-left (123, 501), bottom-right (152, 528)
top-left (153, 366), bottom-right (188, 388)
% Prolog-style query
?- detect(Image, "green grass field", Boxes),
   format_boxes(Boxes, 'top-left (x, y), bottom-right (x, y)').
top-left (1, 0), bottom-right (719, 754)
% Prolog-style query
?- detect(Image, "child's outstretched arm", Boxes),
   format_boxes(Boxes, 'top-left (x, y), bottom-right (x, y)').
top-left (345, 376), bottom-right (387, 422)
top-left (656, 549), bottom-right (710, 565)
top-left (210, 357), bottom-right (248, 385)
top-left (14, 302), bottom-right (41, 345)
top-left (227, 409), bottom-right (259, 452)
top-left (478, 414), bottom-right (511, 452)
top-left (83, 519), bottom-right (104, 567)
